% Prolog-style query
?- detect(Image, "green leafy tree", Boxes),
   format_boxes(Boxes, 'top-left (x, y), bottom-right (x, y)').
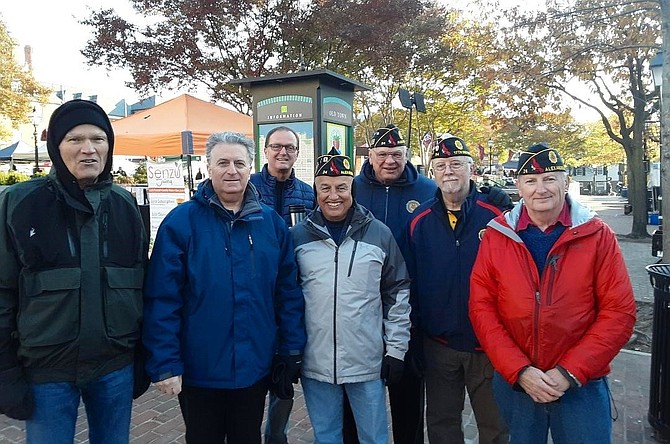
top-left (133, 161), bottom-right (147, 184)
top-left (0, 19), bottom-right (50, 140)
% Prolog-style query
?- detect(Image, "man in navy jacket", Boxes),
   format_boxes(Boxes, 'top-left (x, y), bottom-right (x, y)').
top-left (143, 132), bottom-right (306, 444)
top-left (250, 126), bottom-right (314, 226)
top-left (351, 124), bottom-right (435, 443)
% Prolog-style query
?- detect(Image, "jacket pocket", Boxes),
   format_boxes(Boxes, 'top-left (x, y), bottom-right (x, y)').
top-left (103, 267), bottom-right (143, 338)
top-left (18, 268), bottom-right (81, 347)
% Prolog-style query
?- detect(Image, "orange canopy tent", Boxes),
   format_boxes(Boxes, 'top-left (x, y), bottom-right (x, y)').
top-left (111, 94), bottom-right (253, 156)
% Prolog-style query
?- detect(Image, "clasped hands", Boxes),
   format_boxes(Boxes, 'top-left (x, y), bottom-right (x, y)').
top-left (517, 366), bottom-right (571, 403)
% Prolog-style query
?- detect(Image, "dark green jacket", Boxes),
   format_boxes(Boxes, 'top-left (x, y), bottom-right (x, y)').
top-left (0, 171), bottom-right (147, 385)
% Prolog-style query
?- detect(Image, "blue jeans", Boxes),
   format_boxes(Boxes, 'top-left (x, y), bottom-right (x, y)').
top-left (493, 372), bottom-right (612, 444)
top-left (26, 364), bottom-right (133, 444)
top-left (301, 377), bottom-right (387, 444)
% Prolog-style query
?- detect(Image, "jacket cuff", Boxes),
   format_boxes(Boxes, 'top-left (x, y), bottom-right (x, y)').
top-left (556, 365), bottom-right (581, 388)
top-left (385, 347), bottom-right (405, 361)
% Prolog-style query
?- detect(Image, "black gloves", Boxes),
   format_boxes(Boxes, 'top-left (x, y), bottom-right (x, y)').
top-left (0, 367), bottom-right (34, 420)
top-left (380, 355), bottom-right (404, 386)
top-left (270, 354), bottom-right (302, 400)
top-left (481, 185), bottom-right (514, 210)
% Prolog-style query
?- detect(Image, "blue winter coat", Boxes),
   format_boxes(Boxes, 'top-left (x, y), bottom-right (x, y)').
top-left (404, 182), bottom-right (507, 352)
top-left (353, 160), bottom-right (436, 242)
top-left (143, 180), bottom-right (306, 389)
top-left (250, 165), bottom-right (315, 225)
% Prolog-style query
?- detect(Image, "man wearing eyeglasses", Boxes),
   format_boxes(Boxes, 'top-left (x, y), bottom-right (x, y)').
top-left (250, 126), bottom-right (315, 227)
top-left (351, 124), bottom-right (435, 444)
top-left (250, 126), bottom-right (314, 444)
top-left (404, 135), bottom-right (510, 444)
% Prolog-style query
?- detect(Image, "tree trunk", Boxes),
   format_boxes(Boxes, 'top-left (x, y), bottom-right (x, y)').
top-left (628, 143), bottom-right (649, 238)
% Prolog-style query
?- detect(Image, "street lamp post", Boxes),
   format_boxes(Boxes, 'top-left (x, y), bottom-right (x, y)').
top-left (487, 138), bottom-right (494, 174)
top-left (29, 107), bottom-right (40, 175)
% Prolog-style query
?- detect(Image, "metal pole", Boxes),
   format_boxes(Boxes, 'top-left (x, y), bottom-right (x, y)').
top-left (33, 124), bottom-right (39, 175)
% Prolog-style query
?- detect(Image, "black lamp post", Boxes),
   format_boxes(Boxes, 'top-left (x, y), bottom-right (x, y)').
top-left (29, 107), bottom-right (40, 175)
top-left (487, 138), bottom-right (494, 173)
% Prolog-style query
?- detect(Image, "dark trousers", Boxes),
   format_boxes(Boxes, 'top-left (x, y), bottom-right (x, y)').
top-left (178, 378), bottom-right (268, 444)
top-left (343, 368), bottom-right (425, 444)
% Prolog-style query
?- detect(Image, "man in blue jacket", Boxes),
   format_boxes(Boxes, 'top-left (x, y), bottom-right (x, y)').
top-left (143, 131), bottom-right (306, 444)
top-left (404, 134), bottom-right (510, 443)
top-left (250, 126), bottom-right (314, 443)
top-left (250, 126), bottom-right (315, 226)
top-left (351, 124), bottom-right (435, 443)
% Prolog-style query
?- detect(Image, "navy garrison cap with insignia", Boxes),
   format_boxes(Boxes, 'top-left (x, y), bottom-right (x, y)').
top-left (517, 143), bottom-right (565, 175)
top-left (370, 124), bottom-right (405, 148)
top-left (431, 134), bottom-right (472, 160)
top-left (315, 147), bottom-right (354, 177)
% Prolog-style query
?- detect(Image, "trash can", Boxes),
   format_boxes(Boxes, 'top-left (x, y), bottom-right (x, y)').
top-left (645, 264), bottom-right (670, 438)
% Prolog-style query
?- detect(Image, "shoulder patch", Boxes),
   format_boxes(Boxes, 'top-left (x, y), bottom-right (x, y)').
top-left (406, 200), bottom-right (420, 213)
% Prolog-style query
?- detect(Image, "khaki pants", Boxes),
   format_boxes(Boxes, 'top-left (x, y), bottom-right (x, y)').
top-left (423, 338), bottom-right (508, 444)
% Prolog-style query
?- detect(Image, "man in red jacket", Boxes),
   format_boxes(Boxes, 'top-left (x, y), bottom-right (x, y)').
top-left (469, 143), bottom-right (636, 443)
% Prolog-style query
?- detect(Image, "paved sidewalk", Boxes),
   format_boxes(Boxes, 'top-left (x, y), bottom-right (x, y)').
top-left (0, 195), bottom-right (668, 443)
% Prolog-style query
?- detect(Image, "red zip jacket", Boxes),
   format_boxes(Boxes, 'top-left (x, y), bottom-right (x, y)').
top-left (469, 197), bottom-right (636, 386)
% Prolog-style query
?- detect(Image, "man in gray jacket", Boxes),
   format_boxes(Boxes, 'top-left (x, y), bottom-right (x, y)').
top-left (291, 149), bottom-right (411, 444)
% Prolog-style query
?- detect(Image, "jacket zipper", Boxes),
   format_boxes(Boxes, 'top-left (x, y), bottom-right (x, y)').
top-left (333, 245), bottom-right (339, 382)
top-left (248, 231), bottom-right (255, 276)
top-left (383, 186), bottom-right (390, 225)
top-left (101, 211), bottom-right (109, 258)
top-left (545, 255), bottom-right (559, 305)
top-left (347, 240), bottom-right (358, 277)
top-left (532, 290), bottom-right (541, 363)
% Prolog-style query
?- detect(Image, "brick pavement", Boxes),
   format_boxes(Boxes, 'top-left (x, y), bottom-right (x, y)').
top-left (1, 194), bottom-right (669, 443)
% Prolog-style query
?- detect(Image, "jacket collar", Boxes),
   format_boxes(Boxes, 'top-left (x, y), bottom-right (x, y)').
top-left (261, 164), bottom-right (296, 188)
top-left (195, 179), bottom-right (263, 220)
top-left (306, 202), bottom-right (374, 240)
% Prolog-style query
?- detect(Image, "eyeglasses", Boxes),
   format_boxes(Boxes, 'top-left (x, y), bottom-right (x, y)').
top-left (267, 143), bottom-right (298, 153)
top-left (373, 150), bottom-right (405, 161)
top-left (432, 160), bottom-right (470, 173)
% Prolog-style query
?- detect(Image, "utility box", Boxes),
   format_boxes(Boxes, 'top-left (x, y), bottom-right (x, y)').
top-left (231, 70), bottom-right (370, 185)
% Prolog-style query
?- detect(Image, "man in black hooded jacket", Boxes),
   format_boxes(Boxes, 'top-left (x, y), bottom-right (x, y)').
top-left (0, 99), bottom-right (148, 443)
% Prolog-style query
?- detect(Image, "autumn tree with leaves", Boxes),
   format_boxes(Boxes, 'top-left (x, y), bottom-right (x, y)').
top-left (0, 20), bottom-right (50, 142)
top-left (81, 0), bottom-right (500, 161)
top-left (482, 0), bottom-right (660, 238)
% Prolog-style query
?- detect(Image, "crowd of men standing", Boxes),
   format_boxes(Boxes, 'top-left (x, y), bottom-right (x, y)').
top-left (0, 98), bottom-right (635, 444)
